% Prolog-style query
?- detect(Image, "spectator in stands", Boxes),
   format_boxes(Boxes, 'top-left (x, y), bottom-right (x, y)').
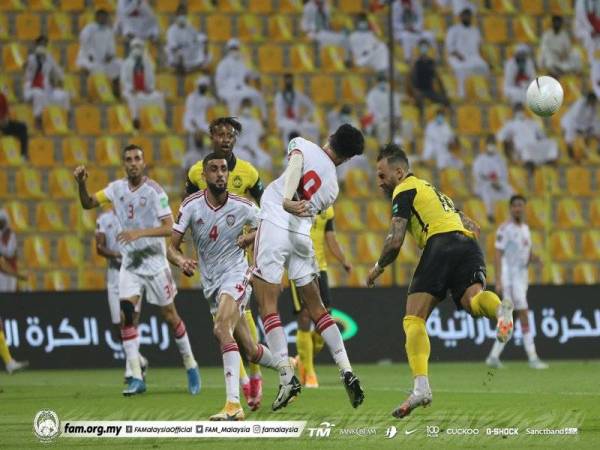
top-left (539, 15), bottom-right (582, 78)
top-left (236, 98), bottom-right (272, 171)
top-left (560, 92), bottom-right (600, 161)
top-left (497, 103), bottom-right (558, 173)
top-left (349, 13), bottom-right (389, 72)
top-left (409, 38), bottom-right (450, 113)
top-left (422, 107), bottom-right (463, 170)
top-left (0, 91), bottom-right (28, 159)
top-left (503, 44), bottom-right (536, 106)
top-left (327, 104), bottom-right (359, 135)
top-left (165, 4), bottom-right (210, 74)
top-left (574, 0), bottom-right (600, 51)
top-left (445, 6), bottom-right (488, 98)
top-left (274, 73), bottom-right (319, 142)
top-left (183, 75), bottom-right (215, 159)
top-left (365, 73), bottom-right (403, 146)
top-left (76, 9), bottom-right (122, 97)
top-left (587, 34), bottom-right (600, 100)
top-left (115, 0), bottom-right (159, 43)
top-left (301, 0), bottom-right (350, 62)
top-left (22, 36), bottom-right (67, 129)
top-left (0, 209), bottom-right (18, 293)
top-left (120, 38), bottom-right (165, 129)
top-left (215, 39), bottom-right (267, 120)
top-left (437, 0), bottom-right (476, 16)
top-left (473, 135), bottom-right (513, 223)
top-left (392, 0), bottom-right (435, 61)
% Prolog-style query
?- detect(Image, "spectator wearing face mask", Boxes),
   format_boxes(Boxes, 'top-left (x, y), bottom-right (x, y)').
top-left (503, 44), bottom-right (536, 106)
top-left (409, 38), bottom-right (449, 113)
top-left (235, 98), bottom-right (272, 171)
top-left (183, 75), bottom-right (215, 160)
top-left (274, 73), bottom-right (319, 142)
top-left (348, 13), bottom-right (389, 72)
top-left (392, 0), bottom-right (435, 61)
top-left (120, 38), bottom-right (165, 128)
top-left (422, 107), bottom-right (462, 170)
top-left (165, 4), bottom-right (210, 73)
top-left (539, 15), bottom-right (581, 77)
top-left (365, 73), bottom-right (402, 145)
top-left (327, 104), bottom-right (359, 135)
top-left (473, 135), bottom-right (513, 222)
top-left (115, 0), bottom-right (159, 42)
top-left (560, 92), bottom-right (600, 160)
top-left (301, 0), bottom-right (350, 59)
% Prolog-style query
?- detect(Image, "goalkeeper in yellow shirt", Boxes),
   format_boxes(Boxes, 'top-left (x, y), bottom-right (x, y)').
top-left (290, 206), bottom-right (352, 388)
top-left (185, 117), bottom-right (265, 410)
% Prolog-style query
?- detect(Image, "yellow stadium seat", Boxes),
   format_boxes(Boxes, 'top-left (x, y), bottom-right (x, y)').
top-left (513, 15), bottom-right (538, 44)
top-left (44, 271), bottom-right (71, 291)
top-left (0, 0), bottom-right (24, 11)
top-left (507, 165), bottom-right (528, 195)
top-left (49, 168), bottom-right (76, 198)
top-left (4, 201), bottom-right (30, 231)
top-left (290, 44), bottom-right (315, 73)
top-left (16, 13), bottom-right (41, 40)
top-left (343, 169), bottom-right (370, 198)
top-left (187, 0), bottom-right (214, 12)
top-left (348, 264), bottom-right (393, 287)
top-left (62, 137), bottom-right (88, 165)
top-left (543, 263), bottom-right (566, 285)
top-left (0, 137), bottom-right (24, 166)
top-left (0, 15), bottom-right (7, 40)
top-left (341, 75), bottom-right (366, 103)
top-left (16, 167), bottom-right (43, 198)
top-left (11, 103), bottom-right (34, 131)
top-left (139, 105), bottom-right (168, 134)
top-left (582, 230), bottom-right (600, 260)
top-left (482, 16), bottom-right (508, 44)
top-left (42, 106), bottom-right (69, 135)
top-left (258, 44), bottom-right (285, 73)
top-left (440, 168), bottom-right (469, 199)
top-left (561, 75), bottom-right (582, 104)
top-left (556, 198), bottom-right (585, 229)
top-left (29, 137), bottom-right (55, 167)
top-left (75, 105), bottom-right (101, 135)
top-left (365, 200), bottom-right (390, 232)
top-left (69, 203), bottom-right (97, 232)
top-left (66, 42), bottom-right (80, 72)
top-left (334, 200), bottom-right (364, 231)
top-left (207, 103), bottom-right (229, 122)
top-left (159, 136), bottom-right (185, 165)
top-left (463, 198), bottom-right (491, 231)
top-left (550, 231), bottom-right (576, 261)
top-left (356, 233), bottom-right (382, 261)
top-left (87, 168), bottom-right (110, 193)
top-left (565, 166), bottom-right (592, 196)
top-left (57, 236), bottom-right (83, 268)
top-left (424, 12), bottom-right (445, 41)
top-left (525, 197), bottom-right (549, 229)
top-left (157, 73), bottom-right (177, 101)
top-left (489, 104), bottom-right (512, 133)
top-left (279, 0), bottom-right (302, 13)
top-left (30, 0), bottom-right (54, 10)
top-left (87, 72), bottom-right (116, 103)
top-left (148, 167), bottom-right (175, 193)
top-left (338, 0), bottom-right (362, 13)
top-left (481, 43), bottom-right (501, 71)
top-left (591, 198), bottom-right (600, 227)
top-left (238, 14), bottom-right (264, 42)
top-left (533, 166), bottom-right (560, 196)
top-left (92, 0), bottom-right (116, 12)
top-left (465, 75), bottom-right (491, 102)
top-left (60, 0), bottom-right (85, 11)
top-left (48, 12), bottom-right (73, 40)
top-left (268, 15), bottom-right (292, 42)
top-left (573, 263), bottom-right (597, 284)
top-left (128, 136), bottom-right (154, 162)
top-left (156, 0), bottom-right (178, 12)
top-left (217, 0), bottom-right (243, 12)
top-left (24, 236), bottom-right (50, 268)
top-left (81, 270), bottom-right (106, 289)
top-left (521, 0), bottom-right (544, 15)
top-left (206, 15), bottom-right (232, 42)
top-left (456, 105), bottom-right (482, 135)
top-left (36, 201), bottom-right (66, 231)
top-left (320, 45), bottom-right (346, 73)
top-left (173, 103), bottom-right (185, 133)
top-left (310, 74), bottom-right (336, 104)
top-left (63, 74), bottom-right (81, 103)
top-left (2, 43), bottom-right (26, 72)
top-left (107, 105), bottom-right (134, 134)
top-left (549, 0), bottom-right (573, 15)
top-left (95, 137), bottom-right (121, 166)
top-left (0, 170), bottom-right (7, 198)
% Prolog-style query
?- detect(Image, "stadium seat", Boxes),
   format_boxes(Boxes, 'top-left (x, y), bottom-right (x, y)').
top-left (0, 75), bottom-right (15, 102)
top-left (87, 72), bottom-right (116, 103)
top-left (92, 0), bottom-right (116, 12)
top-left (159, 136), bottom-right (185, 166)
top-left (310, 74), bottom-right (337, 105)
top-left (290, 44), bottom-right (315, 73)
top-left (489, 0), bottom-right (516, 13)
top-left (49, 168), bottom-right (76, 198)
top-left (29, 137), bottom-right (55, 167)
top-left (556, 197), bottom-right (585, 229)
top-left (156, 0), bottom-right (178, 12)
top-left (334, 200), bottom-right (364, 231)
top-left (549, 0), bottom-right (573, 14)
top-left (43, 271), bottom-right (71, 291)
top-left (456, 104), bottom-right (482, 135)
top-left (2, 43), bottom-right (26, 72)
top-left (465, 75), bottom-right (491, 102)
top-left (543, 263), bottom-right (566, 285)
top-left (356, 233), bottom-right (382, 261)
top-left (188, 0), bottom-right (214, 12)
top-left (15, 13), bottom-right (41, 40)
top-left (365, 200), bottom-right (389, 232)
top-left (582, 230), bottom-right (600, 260)
top-left (338, 0), bottom-right (362, 13)
top-left (128, 136), bottom-right (154, 162)
top-left (258, 44), bottom-right (285, 73)
top-left (80, 270), bottom-right (106, 290)
top-left (57, 236), bottom-right (83, 268)
top-left (268, 15), bottom-right (292, 42)
top-left (87, 168), bottom-right (109, 193)
top-left (238, 14), bottom-right (264, 42)
top-left (348, 264), bottom-right (392, 287)
top-left (343, 169), bottom-right (370, 198)
top-left (525, 197), bottom-right (550, 229)
top-left (67, 42), bottom-right (81, 72)
top-left (561, 75), bottom-right (582, 104)
top-left (24, 236), bottom-right (50, 268)
top-left (549, 231), bottom-right (576, 261)
top-left (63, 74), bottom-right (81, 103)
top-left (0, 16), bottom-right (7, 40)
top-left (0, 170), bottom-right (7, 198)
top-left (513, 15), bottom-right (538, 44)
top-left (36, 202), bottom-right (67, 231)
top-left (482, 16), bottom-right (508, 44)
top-left (206, 15), bottom-right (232, 42)
top-left (75, 105), bottom-right (102, 135)
top-left (320, 45), bottom-right (346, 73)
top-left (0, 0), bottom-right (23, 11)
top-left (521, 0), bottom-right (544, 15)
top-left (507, 165), bottom-right (528, 195)
top-left (95, 137), bottom-right (121, 166)
top-left (565, 166), bottom-right (592, 196)
top-left (139, 105), bottom-right (168, 134)
top-left (60, 0), bottom-right (85, 11)
top-left (440, 168), bottom-right (469, 199)
top-left (573, 263), bottom-right (597, 284)
top-left (463, 198), bottom-right (491, 231)
top-left (62, 137), bottom-right (88, 165)
top-left (148, 167), bottom-right (175, 193)
top-left (107, 105), bottom-right (134, 134)
top-left (217, 0), bottom-right (243, 12)
top-left (172, 102), bottom-right (185, 133)
top-left (157, 73), bottom-right (178, 101)
top-left (341, 75), bottom-right (366, 103)
top-left (0, 137), bottom-right (24, 166)
top-left (4, 201), bottom-right (30, 231)
top-left (533, 166), bottom-right (560, 196)
top-left (489, 104), bottom-right (511, 133)
top-left (279, 0), bottom-right (302, 13)
top-left (42, 106), bottom-right (69, 135)
top-left (69, 203), bottom-right (97, 232)
top-left (591, 198), bottom-right (600, 227)
top-left (48, 12), bottom-right (73, 40)
top-left (424, 12), bottom-right (445, 41)
top-left (481, 43), bottom-right (501, 71)
top-left (16, 167), bottom-right (44, 198)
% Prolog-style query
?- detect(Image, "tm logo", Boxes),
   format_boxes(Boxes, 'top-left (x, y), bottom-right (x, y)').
top-left (307, 422), bottom-right (335, 438)
top-left (385, 426), bottom-right (397, 439)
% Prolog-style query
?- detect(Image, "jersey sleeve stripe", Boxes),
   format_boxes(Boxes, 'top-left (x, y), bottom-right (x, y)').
top-left (229, 193), bottom-right (254, 206)
top-left (158, 213), bottom-right (172, 220)
top-left (180, 192), bottom-right (205, 208)
top-left (146, 179), bottom-right (165, 193)
top-left (172, 227), bottom-right (185, 235)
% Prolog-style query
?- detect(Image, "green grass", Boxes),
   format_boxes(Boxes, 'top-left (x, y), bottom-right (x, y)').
top-left (1, 361), bottom-right (599, 449)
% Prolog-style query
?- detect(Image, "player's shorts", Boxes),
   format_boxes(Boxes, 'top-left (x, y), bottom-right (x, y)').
top-left (205, 269), bottom-right (252, 316)
top-left (408, 231), bottom-right (486, 308)
top-left (119, 266), bottom-right (177, 307)
top-left (106, 267), bottom-right (121, 324)
top-left (252, 219), bottom-right (318, 287)
top-left (291, 270), bottom-right (331, 314)
top-left (501, 272), bottom-right (529, 310)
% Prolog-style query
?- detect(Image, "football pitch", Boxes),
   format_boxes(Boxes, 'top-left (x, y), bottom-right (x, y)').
top-left (1, 361), bottom-right (599, 449)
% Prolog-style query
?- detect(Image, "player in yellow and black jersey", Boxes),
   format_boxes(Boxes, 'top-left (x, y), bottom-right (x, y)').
top-left (184, 117), bottom-right (265, 410)
top-left (367, 144), bottom-right (515, 419)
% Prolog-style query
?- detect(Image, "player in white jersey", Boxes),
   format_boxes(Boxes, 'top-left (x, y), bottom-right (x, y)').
top-left (252, 124), bottom-right (366, 410)
top-left (74, 144), bottom-right (201, 396)
top-left (486, 195), bottom-right (548, 369)
top-left (169, 153), bottom-right (278, 421)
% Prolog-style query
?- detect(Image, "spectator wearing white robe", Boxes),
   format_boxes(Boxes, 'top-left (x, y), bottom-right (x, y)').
top-left (503, 44), bottom-right (536, 106)
top-left (422, 108), bottom-right (463, 170)
top-left (236, 98), bottom-right (272, 171)
top-left (349, 14), bottom-right (389, 72)
top-left (274, 73), bottom-right (319, 142)
top-left (573, 0), bottom-right (600, 51)
top-left (165, 5), bottom-right (210, 73)
top-left (365, 73), bottom-right (403, 145)
top-left (115, 0), bottom-right (159, 41)
top-left (183, 75), bottom-right (215, 157)
top-left (539, 15), bottom-right (581, 77)
top-left (301, 0), bottom-right (350, 57)
top-left (560, 93), bottom-right (600, 160)
top-left (392, 0), bottom-right (435, 61)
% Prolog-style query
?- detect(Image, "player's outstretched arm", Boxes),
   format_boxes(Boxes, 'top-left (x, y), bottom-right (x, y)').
top-left (366, 217), bottom-right (408, 287)
top-left (73, 165), bottom-right (100, 210)
top-left (167, 230), bottom-right (197, 277)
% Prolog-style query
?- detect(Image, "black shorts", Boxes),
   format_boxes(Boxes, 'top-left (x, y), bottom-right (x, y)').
top-left (291, 270), bottom-right (331, 314)
top-left (408, 231), bottom-right (486, 308)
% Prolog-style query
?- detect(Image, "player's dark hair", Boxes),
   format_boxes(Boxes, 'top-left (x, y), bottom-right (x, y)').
top-left (329, 124), bottom-right (364, 159)
top-left (509, 194), bottom-right (527, 205)
top-left (202, 152), bottom-right (228, 168)
top-left (122, 144), bottom-right (143, 156)
top-left (377, 143), bottom-right (409, 169)
top-left (209, 117), bottom-right (242, 135)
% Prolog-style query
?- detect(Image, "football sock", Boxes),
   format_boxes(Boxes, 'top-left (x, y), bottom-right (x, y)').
top-left (0, 330), bottom-right (12, 365)
top-left (312, 330), bottom-right (325, 354)
top-left (244, 310), bottom-right (262, 377)
top-left (222, 342), bottom-right (241, 403)
top-left (403, 315), bottom-right (430, 378)
top-left (173, 320), bottom-right (197, 370)
top-left (263, 313), bottom-right (293, 384)
top-left (251, 343), bottom-right (276, 369)
top-left (489, 340), bottom-right (506, 359)
top-left (414, 375), bottom-right (430, 394)
top-left (121, 325), bottom-right (142, 379)
top-left (470, 291), bottom-right (502, 319)
top-left (239, 360), bottom-right (249, 385)
top-left (522, 329), bottom-right (538, 361)
top-left (125, 359), bottom-right (132, 378)
top-left (316, 313), bottom-right (352, 374)
top-left (296, 329), bottom-right (315, 375)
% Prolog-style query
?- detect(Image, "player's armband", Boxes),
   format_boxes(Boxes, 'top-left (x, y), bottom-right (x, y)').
top-left (392, 189), bottom-right (416, 219)
top-left (95, 190), bottom-right (111, 205)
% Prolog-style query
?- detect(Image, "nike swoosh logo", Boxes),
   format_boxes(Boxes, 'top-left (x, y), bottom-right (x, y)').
top-left (405, 429), bottom-right (417, 435)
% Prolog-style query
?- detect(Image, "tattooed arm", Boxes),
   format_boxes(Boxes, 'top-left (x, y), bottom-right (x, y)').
top-left (458, 210), bottom-right (481, 238)
top-left (366, 216), bottom-right (408, 287)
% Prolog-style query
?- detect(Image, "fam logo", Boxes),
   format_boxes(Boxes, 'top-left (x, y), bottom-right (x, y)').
top-left (33, 409), bottom-right (60, 443)
top-left (307, 421), bottom-right (335, 438)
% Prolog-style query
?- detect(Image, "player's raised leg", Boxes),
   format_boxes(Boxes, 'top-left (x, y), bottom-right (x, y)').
top-left (0, 318), bottom-right (28, 374)
top-left (461, 284), bottom-right (513, 343)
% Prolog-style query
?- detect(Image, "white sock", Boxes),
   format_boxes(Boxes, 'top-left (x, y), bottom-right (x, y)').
top-left (125, 358), bottom-right (132, 378)
top-left (240, 375), bottom-right (250, 386)
top-left (174, 321), bottom-right (197, 369)
top-left (253, 343), bottom-right (276, 369)
top-left (222, 343), bottom-right (241, 403)
top-left (489, 340), bottom-right (506, 359)
top-left (414, 375), bottom-right (430, 394)
top-left (523, 331), bottom-right (538, 361)
top-left (316, 313), bottom-right (352, 374)
top-left (263, 313), bottom-right (293, 384)
top-left (121, 326), bottom-right (141, 380)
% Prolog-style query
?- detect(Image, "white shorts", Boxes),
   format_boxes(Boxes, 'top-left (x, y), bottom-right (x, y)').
top-left (205, 269), bottom-right (252, 316)
top-left (107, 268), bottom-right (121, 324)
top-left (252, 219), bottom-right (318, 286)
top-left (119, 266), bottom-right (177, 307)
top-left (501, 273), bottom-right (528, 310)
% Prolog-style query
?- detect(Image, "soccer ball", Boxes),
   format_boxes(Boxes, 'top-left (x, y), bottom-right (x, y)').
top-left (526, 76), bottom-right (564, 117)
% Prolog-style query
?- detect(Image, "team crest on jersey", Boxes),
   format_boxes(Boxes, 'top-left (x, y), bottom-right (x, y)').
top-left (226, 214), bottom-right (236, 226)
top-left (233, 176), bottom-right (242, 188)
top-left (196, 217), bottom-right (204, 225)
top-left (140, 197), bottom-right (147, 206)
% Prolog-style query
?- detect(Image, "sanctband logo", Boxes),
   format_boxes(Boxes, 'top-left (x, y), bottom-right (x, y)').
top-left (33, 410), bottom-right (60, 443)
top-left (307, 422), bottom-right (335, 438)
